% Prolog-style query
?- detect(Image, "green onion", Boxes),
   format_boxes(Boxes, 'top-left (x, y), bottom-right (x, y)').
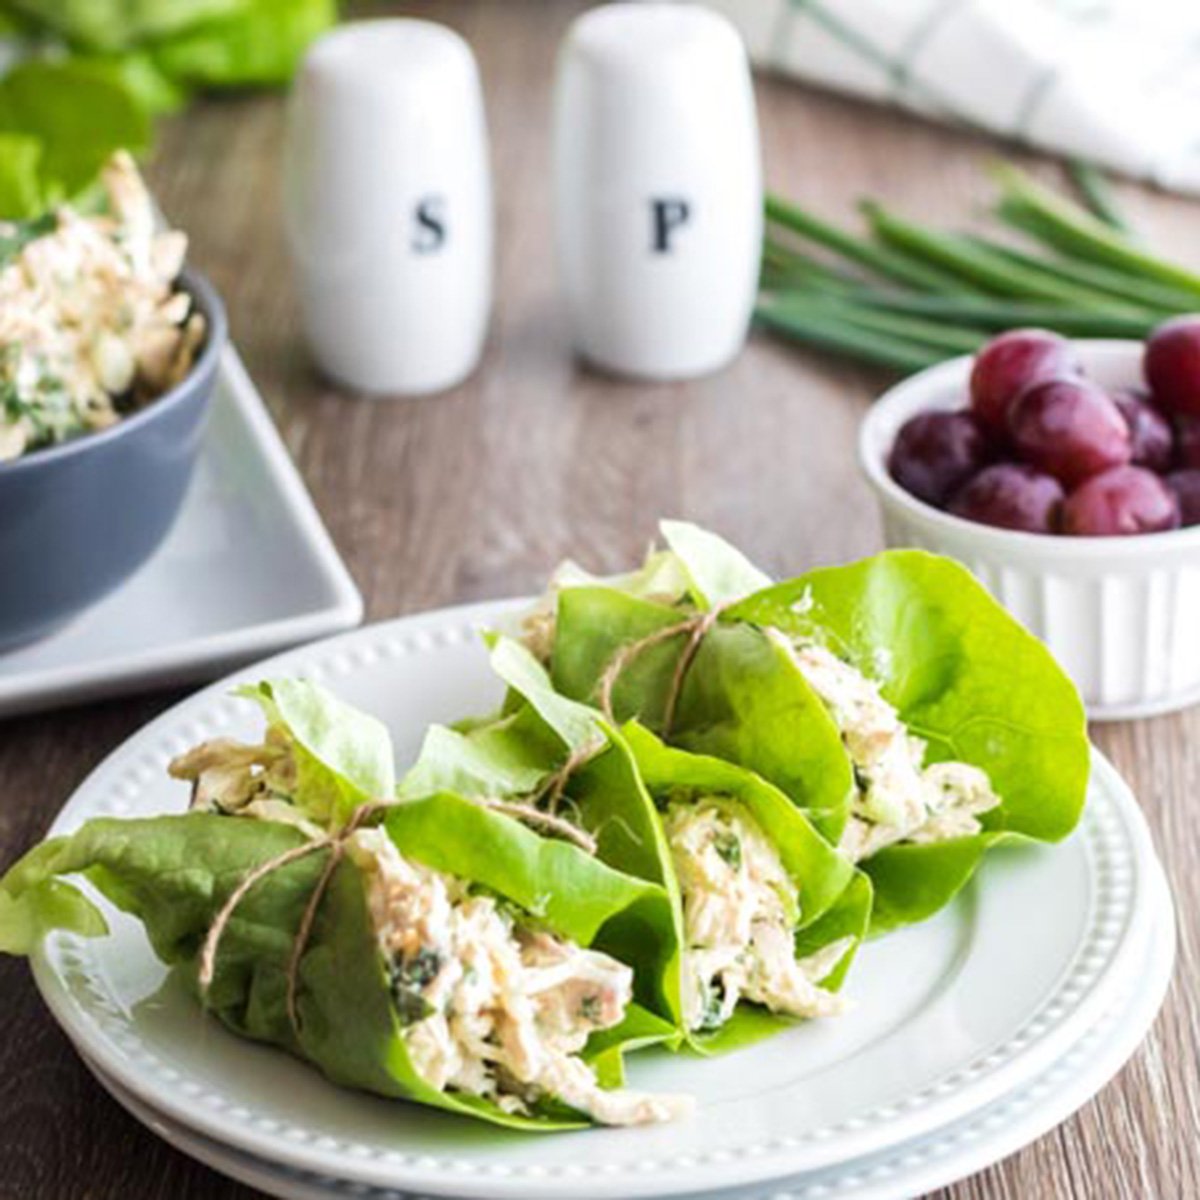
top-left (863, 202), bottom-right (1135, 312)
top-left (755, 297), bottom-right (947, 372)
top-left (765, 194), bottom-right (966, 293)
top-left (761, 240), bottom-right (863, 295)
top-left (850, 291), bottom-right (1155, 338)
top-left (1067, 160), bottom-right (1130, 234)
top-left (775, 292), bottom-right (984, 353)
top-left (966, 234), bottom-right (1192, 315)
top-left (993, 164), bottom-right (1200, 301)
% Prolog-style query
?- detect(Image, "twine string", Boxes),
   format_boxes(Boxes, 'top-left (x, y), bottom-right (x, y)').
top-left (595, 603), bottom-right (731, 739)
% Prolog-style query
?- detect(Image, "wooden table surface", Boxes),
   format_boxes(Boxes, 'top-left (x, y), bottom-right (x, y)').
top-left (0, 2), bottom-right (1195, 1197)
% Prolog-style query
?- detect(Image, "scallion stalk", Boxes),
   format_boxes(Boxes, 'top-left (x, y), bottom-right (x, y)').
top-left (1067, 160), bottom-right (1131, 234)
top-left (765, 194), bottom-right (965, 293)
top-left (993, 165), bottom-right (1200, 301)
top-left (862, 202), bottom-right (1140, 312)
top-left (755, 297), bottom-right (947, 371)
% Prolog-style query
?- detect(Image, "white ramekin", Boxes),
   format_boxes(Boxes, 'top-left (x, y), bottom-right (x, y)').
top-left (859, 340), bottom-right (1200, 721)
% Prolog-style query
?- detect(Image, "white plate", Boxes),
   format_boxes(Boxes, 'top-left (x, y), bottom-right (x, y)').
top-left (78, 879), bottom-right (1177, 1200)
top-left (29, 601), bottom-right (1171, 1200)
top-left (0, 348), bottom-right (361, 717)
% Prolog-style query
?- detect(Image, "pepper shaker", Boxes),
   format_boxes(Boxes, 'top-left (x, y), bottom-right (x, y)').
top-left (553, 3), bottom-right (762, 381)
top-left (284, 20), bottom-right (492, 395)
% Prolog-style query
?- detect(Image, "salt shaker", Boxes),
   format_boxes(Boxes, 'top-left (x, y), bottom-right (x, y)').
top-left (553, 3), bottom-right (762, 381)
top-left (284, 20), bottom-right (492, 395)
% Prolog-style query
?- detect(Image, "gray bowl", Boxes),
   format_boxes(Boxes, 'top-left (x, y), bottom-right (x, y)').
top-left (0, 268), bottom-right (228, 651)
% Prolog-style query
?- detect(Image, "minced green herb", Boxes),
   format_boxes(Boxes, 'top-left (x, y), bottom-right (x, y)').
top-left (696, 981), bottom-right (729, 1033)
top-left (579, 993), bottom-right (603, 1023)
top-left (387, 947), bottom-right (442, 1026)
top-left (713, 831), bottom-right (742, 870)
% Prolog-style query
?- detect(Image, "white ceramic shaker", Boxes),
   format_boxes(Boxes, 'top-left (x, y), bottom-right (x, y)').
top-left (283, 20), bottom-right (492, 395)
top-left (553, 2), bottom-right (762, 381)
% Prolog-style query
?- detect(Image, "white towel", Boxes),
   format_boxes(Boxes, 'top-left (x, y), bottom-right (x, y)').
top-left (703, 0), bottom-right (1200, 194)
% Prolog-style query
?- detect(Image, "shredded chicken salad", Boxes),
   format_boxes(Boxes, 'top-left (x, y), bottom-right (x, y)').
top-left (169, 733), bottom-right (324, 838)
top-left (349, 828), bottom-right (689, 1126)
top-left (0, 151), bottom-right (205, 461)
top-left (783, 638), bottom-right (1001, 861)
top-left (665, 798), bottom-right (851, 1033)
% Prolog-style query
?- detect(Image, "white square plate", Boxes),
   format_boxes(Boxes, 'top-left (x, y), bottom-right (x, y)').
top-left (0, 348), bottom-right (362, 717)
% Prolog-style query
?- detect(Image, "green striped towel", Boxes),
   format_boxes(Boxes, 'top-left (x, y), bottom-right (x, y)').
top-left (702, 0), bottom-right (1200, 194)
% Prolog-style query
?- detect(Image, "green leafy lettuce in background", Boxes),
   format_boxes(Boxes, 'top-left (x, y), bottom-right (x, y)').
top-left (0, 0), bottom-right (336, 217)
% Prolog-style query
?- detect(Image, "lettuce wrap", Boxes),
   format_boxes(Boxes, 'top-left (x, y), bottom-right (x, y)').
top-left (534, 521), bottom-right (1090, 934)
top-left (400, 636), bottom-right (869, 1050)
top-left (0, 679), bottom-right (686, 1129)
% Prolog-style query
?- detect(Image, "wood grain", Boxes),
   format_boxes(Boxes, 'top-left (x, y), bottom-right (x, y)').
top-left (0, 2), bottom-right (1195, 1197)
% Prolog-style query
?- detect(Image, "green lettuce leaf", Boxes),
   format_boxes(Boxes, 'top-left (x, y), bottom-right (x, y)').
top-left (619, 723), bottom-right (871, 1054)
top-left (0, 796), bottom-right (674, 1129)
top-left (5, 0), bottom-right (244, 53)
top-left (725, 550), bottom-right (1089, 932)
top-left (0, 60), bottom-right (152, 216)
top-left (151, 0), bottom-right (336, 87)
top-left (659, 519), bottom-right (772, 608)
top-left (550, 587), bottom-right (854, 841)
top-left (238, 678), bottom-right (396, 829)
top-left (0, 133), bottom-right (48, 220)
top-left (549, 527), bottom-right (1088, 935)
top-left (730, 551), bottom-right (1089, 844)
top-left (398, 638), bottom-right (685, 1030)
top-left (404, 635), bottom-right (869, 1050)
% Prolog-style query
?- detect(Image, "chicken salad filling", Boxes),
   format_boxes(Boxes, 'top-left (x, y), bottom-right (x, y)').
top-left (0, 151), bottom-right (204, 461)
top-left (783, 638), bottom-right (1002, 862)
top-left (349, 828), bottom-right (689, 1126)
top-left (664, 798), bottom-right (852, 1033)
top-left (169, 732), bottom-right (324, 838)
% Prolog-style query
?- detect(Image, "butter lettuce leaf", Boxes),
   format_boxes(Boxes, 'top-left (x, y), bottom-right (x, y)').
top-left (238, 678), bottom-right (396, 829)
top-left (0, 60), bottom-right (151, 216)
top-left (398, 638), bottom-right (685, 1031)
top-left (0, 797), bottom-right (674, 1129)
top-left (151, 0), bottom-right (336, 87)
top-left (621, 723), bottom-right (871, 1054)
top-left (728, 549), bottom-right (1090, 933)
top-left (550, 586), bottom-right (854, 842)
top-left (5, 0), bottom-right (243, 52)
top-left (548, 526), bottom-right (1088, 936)
top-left (730, 550), bottom-right (1089, 844)
top-left (659, 518), bottom-right (772, 608)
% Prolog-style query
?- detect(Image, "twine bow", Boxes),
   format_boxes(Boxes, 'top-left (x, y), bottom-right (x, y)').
top-left (195, 791), bottom-right (598, 1036)
top-left (596, 602), bottom-right (730, 738)
top-left (197, 800), bottom-right (387, 1035)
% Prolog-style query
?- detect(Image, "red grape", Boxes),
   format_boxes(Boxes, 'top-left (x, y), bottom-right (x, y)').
top-left (948, 464), bottom-right (1064, 533)
top-left (888, 410), bottom-right (990, 506)
top-left (1062, 466), bottom-right (1180, 536)
top-left (1112, 387), bottom-right (1172, 473)
top-left (1166, 470), bottom-right (1200, 527)
top-left (969, 330), bottom-right (1081, 437)
top-left (1008, 378), bottom-right (1131, 486)
top-left (1145, 316), bottom-right (1200, 416)
top-left (1175, 414), bottom-right (1200, 469)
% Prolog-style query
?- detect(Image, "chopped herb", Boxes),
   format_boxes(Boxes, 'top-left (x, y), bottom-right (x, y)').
top-left (395, 946), bottom-right (442, 989)
top-left (696, 981), bottom-right (729, 1033)
top-left (579, 994), bottom-right (603, 1023)
top-left (713, 831), bottom-right (742, 870)
top-left (390, 985), bottom-right (435, 1027)
top-left (0, 212), bottom-right (55, 267)
top-left (387, 947), bottom-right (442, 1026)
